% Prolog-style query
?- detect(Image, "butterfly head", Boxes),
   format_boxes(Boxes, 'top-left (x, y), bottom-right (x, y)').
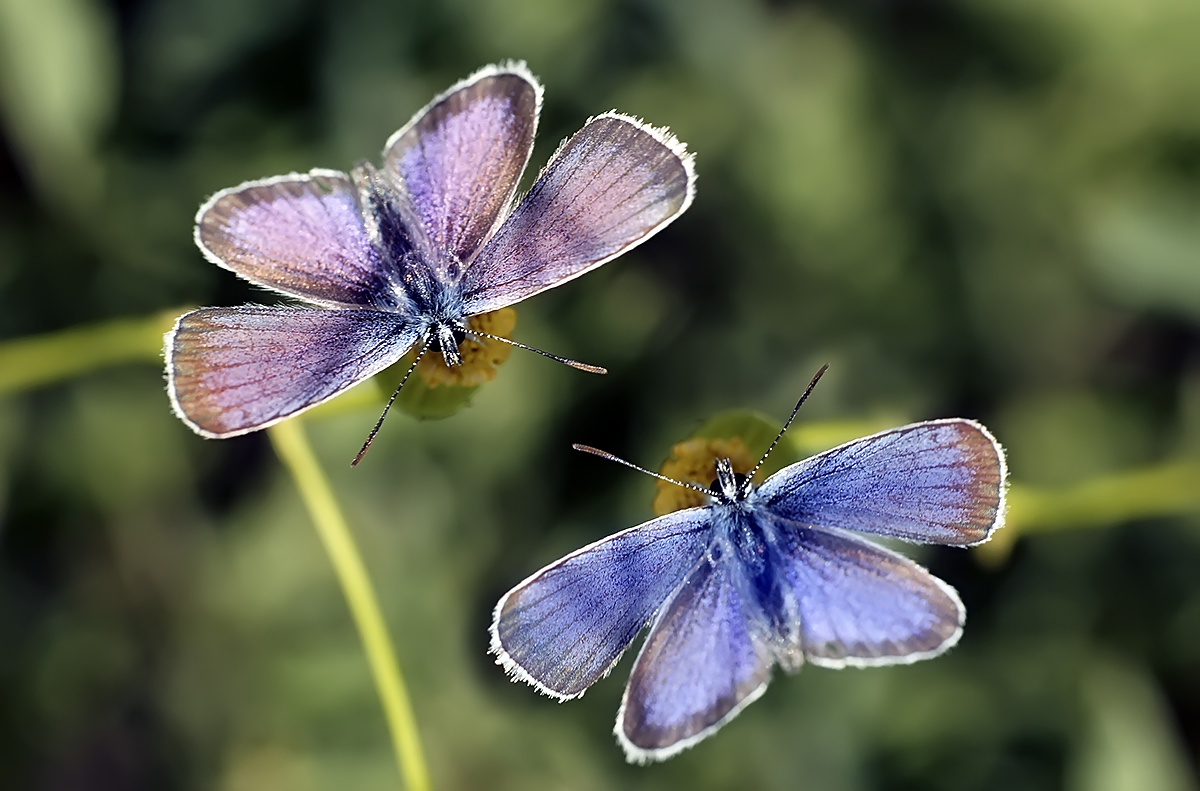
top-left (430, 321), bottom-right (466, 368)
top-left (710, 457), bottom-right (753, 504)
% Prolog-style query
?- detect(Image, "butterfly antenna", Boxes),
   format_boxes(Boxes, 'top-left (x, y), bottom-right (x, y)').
top-left (351, 345), bottom-right (429, 467)
top-left (572, 444), bottom-right (711, 495)
top-left (471, 331), bottom-right (607, 374)
top-left (744, 363), bottom-right (830, 485)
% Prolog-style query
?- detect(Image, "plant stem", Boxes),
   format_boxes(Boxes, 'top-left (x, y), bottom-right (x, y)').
top-left (975, 460), bottom-right (1200, 566)
top-left (0, 308), bottom-right (184, 394)
top-left (269, 419), bottom-right (431, 791)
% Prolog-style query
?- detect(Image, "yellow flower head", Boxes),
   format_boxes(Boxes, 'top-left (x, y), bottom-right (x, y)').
top-left (652, 436), bottom-right (758, 516)
top-left (416, 308), bottom-right (517, 387)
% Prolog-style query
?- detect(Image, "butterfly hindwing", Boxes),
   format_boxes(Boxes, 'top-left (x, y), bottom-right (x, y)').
top-left (167, 306), bottom-right (420, 437)
top-left (491, 509), bottom-right (710, 700)
top-left (756, 419), bottom-right (1007, 546)
top-left (774, 524), bottom-right (965, 667)
top-left (384, 63), bottom-right (541, 269)
top-left (618, 553), bottom-right (775, 764)
top-left (195, 171), bottom-right (405, 309)
top-left (461, 113), bottom-right (695, 315)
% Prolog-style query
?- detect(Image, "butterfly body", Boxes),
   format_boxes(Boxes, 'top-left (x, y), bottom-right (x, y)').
top-left (166, 62), bottom-right (694, 439)
top-left (492, 417), bottom-right (1006, 763)
top-left (337, 162), bottom-right (472, 367)
top-left (699, 461), bottom-right (806, 669)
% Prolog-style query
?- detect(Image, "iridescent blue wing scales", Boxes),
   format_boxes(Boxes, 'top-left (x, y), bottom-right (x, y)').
top-left (618, 555), bottom-right (775, 764)
top-left (195, 171), bottom-right (402, 309)
top-left (461, 113), bottom-right (695, 315)
top-left (166, 307), bottom-right (420, 437)
top-left (490, 509), bottom-right (710, 700)
top-left (756, 419), bottom-right (1007, 545)
top-left (772, 523), bottom-right (964, 667)
top-left (383, 63), bottom-right (540, 269)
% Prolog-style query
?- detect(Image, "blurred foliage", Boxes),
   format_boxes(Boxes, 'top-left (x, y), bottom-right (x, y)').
top-left (1, 0), bottom-right (1199, 790)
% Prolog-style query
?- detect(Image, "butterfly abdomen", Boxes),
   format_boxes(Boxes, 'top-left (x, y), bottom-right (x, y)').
top-left (718, 509), bottom-right (804, 666)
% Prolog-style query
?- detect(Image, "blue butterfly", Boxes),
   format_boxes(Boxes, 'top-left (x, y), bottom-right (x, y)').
top-left (491, 366), bottom-right (1007, 763)
top-left (164, 62), bottom-right (695, 462)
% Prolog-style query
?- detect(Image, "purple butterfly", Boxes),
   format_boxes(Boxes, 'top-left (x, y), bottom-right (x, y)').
top-left (165, 62), bottom-right (695, 461)
top-left (490, 366), bottom-right (1007, 763)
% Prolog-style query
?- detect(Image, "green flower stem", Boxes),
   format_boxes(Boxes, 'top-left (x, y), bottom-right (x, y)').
top-left (976, 460), bottom-right (1200, 565)
top-left (269, 419), bottom-right (431, 791)
top-left (0, 308), bottom-right (184, 394)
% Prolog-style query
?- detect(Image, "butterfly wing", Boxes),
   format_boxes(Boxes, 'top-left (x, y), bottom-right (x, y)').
top-left (166, 306), bottom-right (419, 437)
top-left (195, 170), bottom-right (412, 309)
top-left (618, 554), bottom-right (775, 764)
top-left (491, 509), bottom-right (710, 700)
top-left (460, 113), bottom-right (695, 315)
top-left (193, 170), bottom-right (408, 309)
top-left (772, 523), bottom-right (964, 667)
top-left (755, 419), bottom-right (1007, 546)
top-left (383, 62), bottom-right (541, 269)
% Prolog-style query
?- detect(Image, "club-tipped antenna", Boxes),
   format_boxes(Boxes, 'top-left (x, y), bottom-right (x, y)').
top-left (471, 330), bottom-right (607, 374)
top-left (351, 345), bottom-right (429, 467)
top-left (744, 363), bottom-right (830, 486)
top-left (572, 443), bottom-right (712, 496)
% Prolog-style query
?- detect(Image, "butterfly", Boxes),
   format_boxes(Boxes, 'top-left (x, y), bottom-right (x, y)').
top-left (490, 365), bottom-right (1007, 763)
top-left (165, 61), bottom-right (695, 462)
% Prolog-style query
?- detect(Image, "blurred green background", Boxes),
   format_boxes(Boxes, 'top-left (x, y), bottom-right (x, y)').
top-left (2, 0), bottom-right (1199, 788)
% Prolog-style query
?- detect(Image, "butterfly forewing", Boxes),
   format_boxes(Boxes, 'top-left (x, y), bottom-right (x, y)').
top-left (492, 510), bottom-right (709, 699)
top-left (776, 525), bottom-right (964, 667)
top-left (384, 64), bottom-right (540, 269)
top-left (196, 171), bottom-right (402, 309)
top-left (461, 113), bottom-right (695, 315)
top-left (619, 555), bottom-right (775, 763)
top-left (757, 419), bottom-right (1006, 546)
top-left (167, 307), bottom-right (419, 437)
